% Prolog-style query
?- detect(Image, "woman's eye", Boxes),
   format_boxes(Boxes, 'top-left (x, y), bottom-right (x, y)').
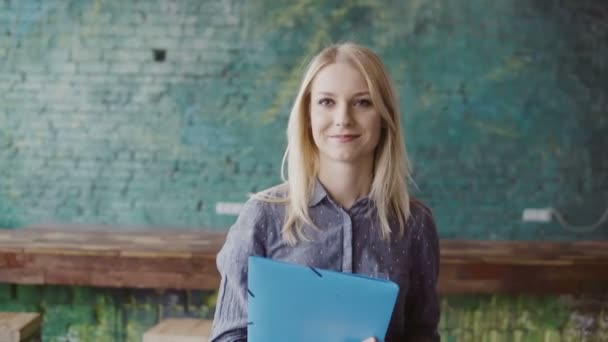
top-left (354, 99), bottom-right (372, 107)
top-left (318, 98), bottom-right (334, 106)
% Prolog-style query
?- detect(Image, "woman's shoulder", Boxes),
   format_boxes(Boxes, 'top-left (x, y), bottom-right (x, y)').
top-left (241, 182), bottom-right (289, 216)
top-left (409, 197), bottom-right (433, 218)
top-left (407, 197), bottom-right (437, 231)
top-left (229, 184), bottom-right (288, 234)
top-left (251, 182), bottom-right (289, 201)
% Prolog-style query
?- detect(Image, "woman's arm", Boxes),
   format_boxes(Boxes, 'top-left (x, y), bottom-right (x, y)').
top-left (403, 207), bottom-right (441, 341)
top-left (210, 199), bottom-right (268, 342)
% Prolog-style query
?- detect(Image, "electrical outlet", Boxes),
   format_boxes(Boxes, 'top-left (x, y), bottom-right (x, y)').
top-left (215, 202), bottom-right (244, 215)
top-left (522, 208), bottom-right (553, 222)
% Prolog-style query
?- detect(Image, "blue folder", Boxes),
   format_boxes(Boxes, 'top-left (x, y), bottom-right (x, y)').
top-left (247, 256), bottom-right (399, 342)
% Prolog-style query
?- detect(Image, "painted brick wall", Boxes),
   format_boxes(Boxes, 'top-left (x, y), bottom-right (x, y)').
top-left (0, 0), bottom-right (605, 239)
top-left (1, 0), bottom-right (607, 341)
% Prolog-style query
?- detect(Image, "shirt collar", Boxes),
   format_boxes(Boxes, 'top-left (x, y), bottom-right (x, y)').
top-left (308, 178), bottom-right (328, 207)
top-left (307, 177), bottom-right (375, 208)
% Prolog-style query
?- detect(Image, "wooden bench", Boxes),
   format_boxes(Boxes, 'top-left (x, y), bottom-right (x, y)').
top-left (0, 224), bottom-right (607, 293)
top-left (0, 225), bottom-right (225, 289)
top-left (143, 318), bottom-right (213, 342)
top-left (0, 312), bottom-right (42, 342)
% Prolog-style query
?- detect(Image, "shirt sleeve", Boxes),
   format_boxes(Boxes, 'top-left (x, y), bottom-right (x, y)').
top-left (404, 207), bottom-right (441, 341)
top-left (210, 199), bottom-right (268, 342)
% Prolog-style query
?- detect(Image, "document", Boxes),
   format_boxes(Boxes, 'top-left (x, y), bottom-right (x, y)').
top-left (247, 256), bottom-right (399, 342)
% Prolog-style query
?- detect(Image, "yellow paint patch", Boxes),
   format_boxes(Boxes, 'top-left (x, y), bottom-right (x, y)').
top-left (486, 56), bottom-right (528, 81)
top-left (470, 120), bottom-right (521, 138)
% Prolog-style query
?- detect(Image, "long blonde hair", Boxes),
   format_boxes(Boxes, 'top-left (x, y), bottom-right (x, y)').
top-left (255, 42), bottom-right (413, 245)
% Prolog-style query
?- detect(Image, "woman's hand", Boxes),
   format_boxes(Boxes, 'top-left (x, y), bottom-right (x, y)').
top-left (362, 338), bottom-right (377, 342)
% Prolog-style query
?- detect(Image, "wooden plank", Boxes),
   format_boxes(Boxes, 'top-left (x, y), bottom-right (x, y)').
top-left (1, 227), bottom-right (608, 293)
top-left (0, 268), bottom-right (45, 284)
top-left (40, 265), bottom-right (220, 289)
top-left (0, 312), bottom-right (42, 342)
top-left (26, 254), bottom-right (217, 274)
top-left (438, 263), bottom-right (608, 294)
top-left (143, 318), bottom-right (212, 342)
top-left (0, 228), bottom-right (227, 255)
top-left (119, 250), bottom-right (193, 258)
top-left (0, 252), bottom-right (27, 268)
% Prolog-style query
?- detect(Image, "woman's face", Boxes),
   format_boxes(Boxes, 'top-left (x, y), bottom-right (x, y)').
top-left (309, 62), bottom-right (382, 168)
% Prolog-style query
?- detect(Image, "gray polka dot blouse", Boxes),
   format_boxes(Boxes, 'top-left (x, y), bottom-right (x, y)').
top-left (211, 180), bottom-right (440, 342)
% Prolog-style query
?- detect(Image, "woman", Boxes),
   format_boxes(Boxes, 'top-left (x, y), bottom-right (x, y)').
top-left (210, 42), bottom-right (440, 342)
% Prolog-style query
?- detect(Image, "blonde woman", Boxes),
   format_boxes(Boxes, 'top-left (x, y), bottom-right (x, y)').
top-left (211, 43), bottom-right (440, 342)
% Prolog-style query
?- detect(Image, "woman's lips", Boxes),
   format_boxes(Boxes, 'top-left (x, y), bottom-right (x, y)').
top-left (329, 134), bottom-right (360, 142)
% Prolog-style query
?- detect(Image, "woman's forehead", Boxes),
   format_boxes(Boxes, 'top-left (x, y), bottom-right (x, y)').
top-left (310, 62), bottom-right (369, 95)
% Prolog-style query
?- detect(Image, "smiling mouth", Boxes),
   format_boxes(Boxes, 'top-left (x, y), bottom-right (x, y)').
top-left (329, 134), bottom-right (360, 142)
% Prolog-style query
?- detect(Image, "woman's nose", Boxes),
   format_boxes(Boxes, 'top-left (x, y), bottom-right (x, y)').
top-left (335, 103), bottom-right (353, 127)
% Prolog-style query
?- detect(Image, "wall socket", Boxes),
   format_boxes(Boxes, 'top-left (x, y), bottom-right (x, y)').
top-left (215, 202), bottom-right (244, 215)
top-left (522, 208), bottom-right (553, 222)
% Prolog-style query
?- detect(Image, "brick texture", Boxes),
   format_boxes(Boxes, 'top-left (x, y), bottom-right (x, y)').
top-left (0, 0), bottom-right (607, 341)
top-left (0, 0), bottom-right (606, 238)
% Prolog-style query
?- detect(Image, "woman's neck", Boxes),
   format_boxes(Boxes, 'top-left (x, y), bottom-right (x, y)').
top-left (317, 160), bottom-right (373, 209)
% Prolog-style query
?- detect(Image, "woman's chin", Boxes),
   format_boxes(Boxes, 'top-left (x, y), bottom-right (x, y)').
top-left (323, 152), bottom-right (373, 166)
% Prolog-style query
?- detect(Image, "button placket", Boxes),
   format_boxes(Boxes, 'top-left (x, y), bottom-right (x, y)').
top-left (341, 208), bottom-right (353, 273)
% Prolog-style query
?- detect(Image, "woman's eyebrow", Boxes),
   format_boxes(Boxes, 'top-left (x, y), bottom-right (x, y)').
top-left (315, 91), bottom-right (370, 96)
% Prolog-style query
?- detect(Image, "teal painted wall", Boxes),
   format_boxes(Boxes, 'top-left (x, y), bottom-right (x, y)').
top-left (1, 0), bottom-right (607, 341)
top-left (0, 0), bottom-right (605, 239)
